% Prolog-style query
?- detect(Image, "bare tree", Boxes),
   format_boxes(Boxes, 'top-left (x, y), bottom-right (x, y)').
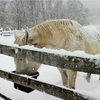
top-left (0, 1), bottom-right (7, 28)
top-left (0, 0), bottom-right (90, 29)
top-left (66, 0), bottom-right (89, 25)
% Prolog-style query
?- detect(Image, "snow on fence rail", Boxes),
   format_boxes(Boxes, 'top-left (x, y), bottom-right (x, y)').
top-left (0, 93), bottom-right (11, 100)
top-left (0, 69), bottom-right (88, 100)
top-left (0, 44), bottom-right (100, 100)
top-left (0, 44), bottom-right (100, 74)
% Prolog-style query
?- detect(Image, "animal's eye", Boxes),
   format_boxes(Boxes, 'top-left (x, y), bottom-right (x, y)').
top-left (34, 43), bottom-right (38, 46)
top-left (29, 36), bottom-right (33, 40)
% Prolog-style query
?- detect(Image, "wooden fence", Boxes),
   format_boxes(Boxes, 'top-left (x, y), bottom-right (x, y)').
top-left (0, 44), bottom-right (100, 100)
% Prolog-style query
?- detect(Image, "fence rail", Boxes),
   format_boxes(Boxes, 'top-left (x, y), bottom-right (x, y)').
top-left (0, 44), bottom-right (100, 74)
top-left (0, 44), bottom-right (99, 99)
top-left (0, 69), bottom-right (89, 100)
top-left (0, 93), bottom-right (11, 100)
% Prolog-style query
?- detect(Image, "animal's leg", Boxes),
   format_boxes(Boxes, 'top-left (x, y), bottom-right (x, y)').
top-left (86, 73), bottom-right (91, 82)
top-left (58, 68), bottom-right (68, 86)
top-left (66, 69), bottom-right (77, 89)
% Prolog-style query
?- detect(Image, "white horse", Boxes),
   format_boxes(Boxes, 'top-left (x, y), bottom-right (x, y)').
top-left (14, 19), bottom-right (100, 89)
top-left (15, 19), bottom-right (83, 89)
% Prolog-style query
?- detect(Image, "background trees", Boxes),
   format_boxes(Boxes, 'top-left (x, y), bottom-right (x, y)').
top-left (66, 0), bottom-right (89, 25)
top-left (0, 0), bottom-right (90, 30)
top-left (0, 1), bottom-right (7, 28)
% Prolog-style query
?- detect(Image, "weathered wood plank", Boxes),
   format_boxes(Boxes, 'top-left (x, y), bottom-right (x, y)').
top-left (0, 44), bottom-right (100, 74)
top-left (0, 69), bottom-right (91, 100)
top-left (0, 93), bottom-right (11, 100)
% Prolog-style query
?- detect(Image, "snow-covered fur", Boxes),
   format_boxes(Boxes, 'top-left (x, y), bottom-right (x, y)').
top-left (14, 32), bottom-right (40, 75)
top-left (82, 25), bottom-right (100, 82)
top-left (25, 19), bottom-right (83, 89)
top-left (82, 25), bottom-right (100, 54)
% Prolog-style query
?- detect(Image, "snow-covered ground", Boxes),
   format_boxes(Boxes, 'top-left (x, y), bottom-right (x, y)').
top-left (0, 26), bottom-right (100, 100)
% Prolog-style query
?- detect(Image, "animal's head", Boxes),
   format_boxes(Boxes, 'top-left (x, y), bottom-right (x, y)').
top-left (14, 31), bottom-right (28, 46)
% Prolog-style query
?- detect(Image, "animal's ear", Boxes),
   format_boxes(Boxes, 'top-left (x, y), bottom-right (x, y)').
top-left (25, 30), bottom-right (29, 42)
top-left (14, 31), bottom-right (19, 39)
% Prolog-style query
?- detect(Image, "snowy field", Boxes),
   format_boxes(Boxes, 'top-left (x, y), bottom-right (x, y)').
top-left (0, 26), bottom-right (100, 100)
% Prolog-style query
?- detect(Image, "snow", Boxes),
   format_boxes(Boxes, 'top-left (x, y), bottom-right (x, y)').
top-left (82, 25), bottom-right (100, 40)
top-left (0, 27), bottom-right (100, 100)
